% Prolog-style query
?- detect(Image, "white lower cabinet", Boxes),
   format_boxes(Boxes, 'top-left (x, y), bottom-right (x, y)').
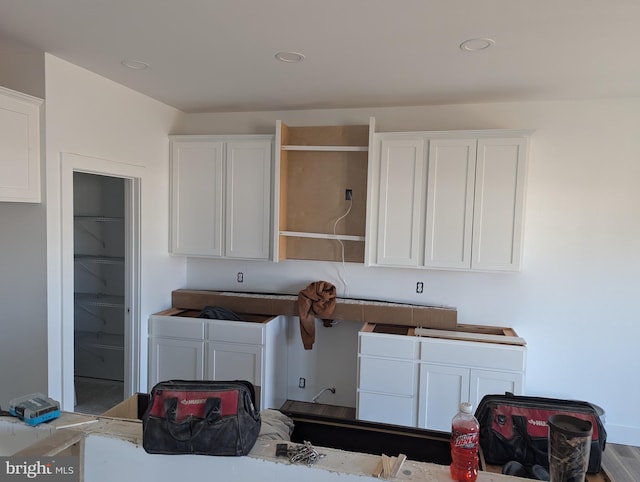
top-left (418, 364), bottom-right (470, 432)
top-left (418, 337), bottom-right (525, 432)
top-left (148, 314), bottom-right (287, 410)
top-left (358, 392), bottom-right (417, 427)
top-left (357, 331), bottom-right (419, 426)
top-left (207, 342), bottom-right (263, 385)
top-left (149, 337), bottom-right (206, 382)
top-left (357, 356), bottom-right (418, 426)
top-left (357, 327), bottom-right (526, 431)
top-left (469, 369), bottom-right (523, 409)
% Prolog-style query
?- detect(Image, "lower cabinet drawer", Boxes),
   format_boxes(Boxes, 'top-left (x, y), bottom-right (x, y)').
top-left (420, 338), bottom-right (526, 371)
top-left (358, 392), bottom-right (417, 427)
top-left (358, 357), bottom-right (416, 396)
top-left (149, 316), bottom-right (205, 339)
top-left (209, 321), bottom-right (265, 345)
top-left (359, 333), bottom-right (417, 359)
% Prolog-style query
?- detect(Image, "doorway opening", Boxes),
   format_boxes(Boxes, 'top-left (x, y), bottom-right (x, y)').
top-left (56, 153), bottom-right (142, 413)
top-left (72, 172), bottom-right (126, 414)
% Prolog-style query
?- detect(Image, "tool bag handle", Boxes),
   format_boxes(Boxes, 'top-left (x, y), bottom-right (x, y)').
top-left (163, 396), bottom-right (222, 442)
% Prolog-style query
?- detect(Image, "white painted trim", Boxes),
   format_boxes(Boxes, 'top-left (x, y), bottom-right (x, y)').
top-left (375, 128), bottom-right (534, 139)
top-left (0, 84), bottom-right (43, 104)
top-left (169, 134), bottom-right (274, 142)
top-left (124, 178), bottom-right (142, 398)
top-left (272, 120), bottom-right (283, 262)
top-left (52, 152), bottom-right (144, 411)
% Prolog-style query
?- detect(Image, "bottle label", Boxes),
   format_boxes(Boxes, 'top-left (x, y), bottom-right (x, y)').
top-left (453, 432), bottom-right (479, 449)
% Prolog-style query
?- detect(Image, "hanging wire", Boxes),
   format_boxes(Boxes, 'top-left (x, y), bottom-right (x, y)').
top-left (332, 195), bottom-right (353, 297)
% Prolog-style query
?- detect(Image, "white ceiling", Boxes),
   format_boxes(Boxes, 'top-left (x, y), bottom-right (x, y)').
top-left (1, 0), bottom-right (639, 113)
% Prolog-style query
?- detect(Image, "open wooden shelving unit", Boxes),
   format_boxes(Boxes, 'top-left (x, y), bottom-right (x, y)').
top-left (275, 118), bottom-right (375, 263)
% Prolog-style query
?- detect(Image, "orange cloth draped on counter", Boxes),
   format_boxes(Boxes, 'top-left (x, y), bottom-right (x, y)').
top-left (297, 281), bottom-right (337, 350)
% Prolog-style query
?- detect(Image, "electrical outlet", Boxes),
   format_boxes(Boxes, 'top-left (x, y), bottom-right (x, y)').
top-left (345, 189), bottom-right (352, 200)
top-left (298, 377), bottom-right (306, 389)
top-left (237, 272), bottom-right (244, 283)
top-left (416, 281), bottom-right (424, 293)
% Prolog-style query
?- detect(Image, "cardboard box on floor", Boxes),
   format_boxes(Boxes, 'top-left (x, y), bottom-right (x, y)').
top-left (171, 290), bottom-right (457, 331)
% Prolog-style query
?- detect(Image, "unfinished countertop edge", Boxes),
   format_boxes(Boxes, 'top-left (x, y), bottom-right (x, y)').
top-left (3, 414), bottom-right (522, 482)
top-left (363, 322), bottom-right (526, 346)
top-left (170, 289), bottom-right (458, 331)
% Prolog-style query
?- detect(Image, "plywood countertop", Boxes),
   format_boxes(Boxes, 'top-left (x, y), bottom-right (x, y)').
top-left (3, 412), bottom-right (535, 482)
top-left (170, 289), bottom-right (458, 331)
top-left (362, 322), bottom-right (526, 346)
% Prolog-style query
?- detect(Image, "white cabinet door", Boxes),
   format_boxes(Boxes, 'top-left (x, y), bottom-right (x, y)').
top-left (207, 342), bottom-right (263, 387)
top-left (148, 338), bottom-right (205, 388)
top-left (170, 140), bottom-right (224, 256)
top-left (376, 138), bottom-right (425, 266)
top-left (170, 136), bottom-right (272, 259)
top-left (469, 369), bottom-right (524, 409)
top-left (0, 86), bottom-right (42, 203)
top-left (225, 140), bottom-right (272, 259)
top-left (418, 363), bottom-right (470, 432)
top-left (424, 139), bottom-right (477, 269)
top-left (370, 131), bottom-right (529, 272)
top-left (472, 138), bottom-right (528, 271)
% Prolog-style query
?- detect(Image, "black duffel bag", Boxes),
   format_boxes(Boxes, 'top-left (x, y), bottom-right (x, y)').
top-left (475, 393), bottom-right (606, 473)
top-left (142, 380), bottom-right (261, 456)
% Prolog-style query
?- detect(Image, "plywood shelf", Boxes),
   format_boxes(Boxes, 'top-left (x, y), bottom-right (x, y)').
top-left (282, 145), bottom-right (368, 152)
top-left (280, 231), bottom-right (366, 242)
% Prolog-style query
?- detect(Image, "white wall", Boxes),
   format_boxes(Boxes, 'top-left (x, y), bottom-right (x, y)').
top-left (0, 37), bottom-right (47, 409)
top-left (45, 55), bottom-right (187, 407)
top-left (0, 202), bottom-right (48, 408)
top-left (177, 99), bottom-right (640, 445)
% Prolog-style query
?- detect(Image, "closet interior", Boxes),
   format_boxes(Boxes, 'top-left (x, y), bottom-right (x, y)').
top-left (73, 172), bottom-right (126, 414)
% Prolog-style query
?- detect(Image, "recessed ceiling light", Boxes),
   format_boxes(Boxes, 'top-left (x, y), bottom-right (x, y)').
top-left (275, 51), bottom-right (305, 63)
top-left (121, 59), bottom-right (149, 70)
top-left (459, 38), bottom-right (495, 52)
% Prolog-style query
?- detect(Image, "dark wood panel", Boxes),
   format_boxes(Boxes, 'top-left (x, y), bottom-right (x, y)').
top-left (280, 400), bottom-right (356, 420)
top-left (279, 400), bottom-right (452, 465)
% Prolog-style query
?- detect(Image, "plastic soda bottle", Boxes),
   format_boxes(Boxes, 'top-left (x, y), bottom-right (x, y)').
top-left (450, 402), bottom-right (480, 482)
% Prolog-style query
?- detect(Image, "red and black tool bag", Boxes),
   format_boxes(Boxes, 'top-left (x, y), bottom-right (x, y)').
top-left (142, 380), bottom-right (261, 456)
top-left (475, 393), bottom-right (606, 473)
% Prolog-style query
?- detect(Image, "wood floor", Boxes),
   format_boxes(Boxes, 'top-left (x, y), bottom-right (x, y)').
top-left (280, 401), bottom-right (639, 482)
top-left (601, 443), bottom-right (640, 482)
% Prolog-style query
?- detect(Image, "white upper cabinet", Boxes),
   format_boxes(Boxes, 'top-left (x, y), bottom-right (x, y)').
top-left (472, 138), bottom-right (528, 271)
top-left (170, 136), bottom-right (273, 259)
top-left (171, 140), bottom-right (224, 256)
top-left (225, 140), bottom-right (272, 259)
top-left (0, 86), bottom-right (42, 203)
top-left (368, 130), bottom-right (530, 272)
top-left (424, 139), bottom-right (477, 269)
top-left (376, 138), bottom-right (425, 266)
